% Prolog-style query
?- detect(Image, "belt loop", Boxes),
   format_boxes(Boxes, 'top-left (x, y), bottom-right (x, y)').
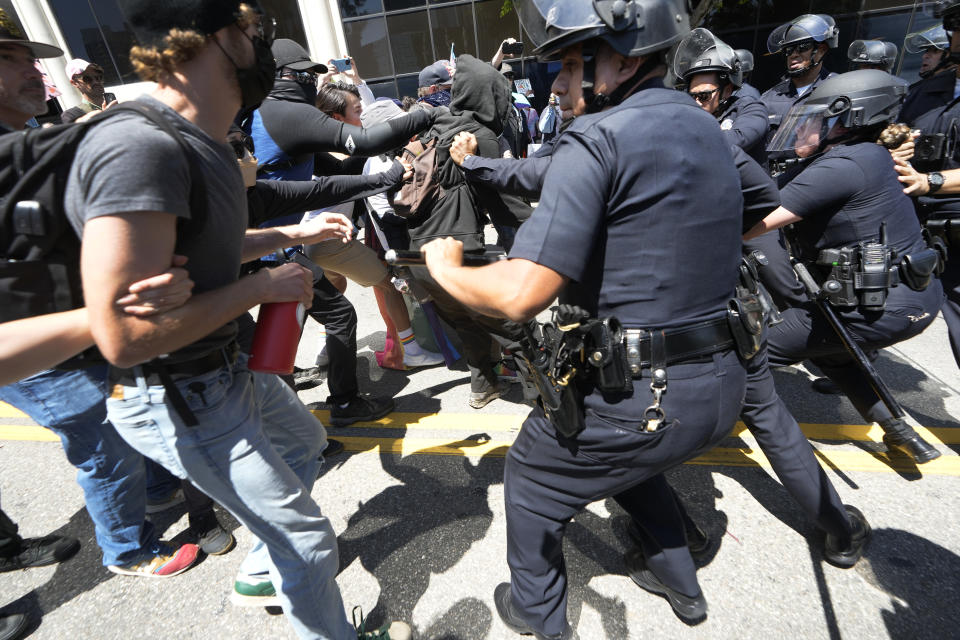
top-left (133, 365), bottom-right (150, 403)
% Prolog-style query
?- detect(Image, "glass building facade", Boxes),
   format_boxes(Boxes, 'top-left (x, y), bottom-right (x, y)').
top-left (3, 1), bottom-right (948, 112)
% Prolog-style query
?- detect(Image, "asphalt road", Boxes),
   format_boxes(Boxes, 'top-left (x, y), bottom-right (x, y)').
top-left (1, 274), bottom-right (958, 640)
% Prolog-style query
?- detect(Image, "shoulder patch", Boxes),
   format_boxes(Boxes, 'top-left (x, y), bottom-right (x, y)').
top-left (720, 119), bottom-right (734, 130)
top-left (345, 134), bottom-right (356, 155)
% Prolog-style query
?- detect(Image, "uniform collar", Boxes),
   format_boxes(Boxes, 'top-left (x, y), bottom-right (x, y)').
top-left (776, 67), bottom-right (833, 97)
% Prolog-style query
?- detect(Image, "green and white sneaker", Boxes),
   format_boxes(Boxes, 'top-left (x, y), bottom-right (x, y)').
top-left (230, 572), bottom-right (280, 608)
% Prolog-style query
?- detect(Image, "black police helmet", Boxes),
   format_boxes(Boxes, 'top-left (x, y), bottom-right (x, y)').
top-left (734, 48), bottom-right (754, 74)
top-left (517, 0), bottom-right (691, 61)
top-left (805, 69), bottom-right (907, 128)
top-left (674, 28), bottom-right (742, 87)
top-left (767, 14), bottom-right (839, 54)
top-left (847, 40), bottom-right (898, 72)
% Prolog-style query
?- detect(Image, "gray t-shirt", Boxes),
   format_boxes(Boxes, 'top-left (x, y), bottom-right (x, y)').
top-left (65, 95), bottom-right (247, 363)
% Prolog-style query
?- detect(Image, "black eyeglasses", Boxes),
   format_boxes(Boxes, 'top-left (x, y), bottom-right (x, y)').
top-left (782, 41), bottom-right (816, 57)
top-left (281, 70), bottom-right (317, 84)
top-left (229, 134), bottom-right (255, 160)
top-left (688, 87), bottom-right (720, 103)
top-left (257, 16), bottom-right (276, 44)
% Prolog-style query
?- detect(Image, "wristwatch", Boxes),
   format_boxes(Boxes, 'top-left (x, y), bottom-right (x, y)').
top-left (928, 171), bottom-right (945, 194)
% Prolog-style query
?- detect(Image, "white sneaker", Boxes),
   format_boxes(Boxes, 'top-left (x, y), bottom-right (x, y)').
top-left (402, 349), bottom-right (444, 369)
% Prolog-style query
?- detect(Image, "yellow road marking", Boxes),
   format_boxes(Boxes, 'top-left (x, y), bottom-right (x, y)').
top-left (1, 403), bottom-right (958, 444)
top-left (1, 423), bottom-right (956, 475)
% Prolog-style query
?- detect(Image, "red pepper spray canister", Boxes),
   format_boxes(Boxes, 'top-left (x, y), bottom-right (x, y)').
top-left (247, 301), bottom-right (307, 375)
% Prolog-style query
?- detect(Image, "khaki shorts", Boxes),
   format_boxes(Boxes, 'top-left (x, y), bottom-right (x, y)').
top-left (305, 239), bottom-right (388, 287)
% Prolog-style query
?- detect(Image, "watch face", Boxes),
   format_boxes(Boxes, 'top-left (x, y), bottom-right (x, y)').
top-left (930, 172), bottom-right (945, 188)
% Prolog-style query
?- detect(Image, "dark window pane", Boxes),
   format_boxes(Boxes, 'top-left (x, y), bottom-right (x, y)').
top-left (758, 0), bottom-right (811, 29)
top-left (397, 74), bottom-right (420, 99)
top-left (857, 9), bottom-right (923, 79)
top-left (368, 79), bottom-right (399, 99)
top-left (386, 11), bottom-right (432, 74)
top-left (700, 1), bottom-right (758, 32)
top-left (862, 0), bottom-right (915, 8)
top-left (475, 0), bottom-right (520, 64)
top-left (431, 4), bottom-right (476, 60)
top-left (809, 0), bottom-right (860, 15)
top-left (0, 2), bottom-right (27, 37)
top-left (338, 0), bottom-right (383, 18)
top-left (344, 17), bottom-right (393, 79)
top-left (385, 0), bottom-right (426, 11)
top-left (261, 0), bottom-right (308, 47)
top-left (48, 0), bottom-right (137, 84)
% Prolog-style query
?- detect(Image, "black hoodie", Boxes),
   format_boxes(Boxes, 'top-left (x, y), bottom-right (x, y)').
top-left (406, 55), bottom-right (532, 251)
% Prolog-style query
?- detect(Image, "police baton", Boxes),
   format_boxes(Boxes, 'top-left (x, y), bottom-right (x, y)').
top-left (384, 249), bottom-right (508, 267)
top-left (792, 261), bottom-right (906, 419)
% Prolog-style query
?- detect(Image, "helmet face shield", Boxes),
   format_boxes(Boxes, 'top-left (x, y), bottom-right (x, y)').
top-left (904, 24), bottom-right (950, 53)
top-left (767, 103), bottom-right (841, 159)
top-left (518, 0), bottom-right (603, 52)
top-left (673, 28), bottom-right (743, 86)
top-left (847, 40), bottom-right (898, 71)
top-left (767, 14), bottom-right (839, 53)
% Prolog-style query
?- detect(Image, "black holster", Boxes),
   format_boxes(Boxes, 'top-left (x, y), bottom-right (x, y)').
top-left (899, 247), bottom-right (941, 291)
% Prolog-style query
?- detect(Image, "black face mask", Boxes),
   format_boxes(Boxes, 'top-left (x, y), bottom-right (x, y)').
top-left (298, 81), bottom-right (317, 105)
top-left (235, 34), bottom-right (276, 108)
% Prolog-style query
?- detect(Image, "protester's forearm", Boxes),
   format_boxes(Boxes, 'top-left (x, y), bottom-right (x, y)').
top-left (0, 309), bottom-right (93, 385)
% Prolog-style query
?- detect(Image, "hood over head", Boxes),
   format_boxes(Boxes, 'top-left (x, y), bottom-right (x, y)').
top-left (448, 55), bottom-right (512, 136)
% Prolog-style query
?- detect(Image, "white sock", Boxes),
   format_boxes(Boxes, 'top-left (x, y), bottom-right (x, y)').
top-left (398, 328), bottom-right (424, 356)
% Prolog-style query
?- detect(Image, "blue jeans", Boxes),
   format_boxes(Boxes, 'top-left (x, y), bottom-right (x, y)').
top-left (0, 366), bottom-right (159, 566)
top-left (106, 356), bottom-right (354, 640)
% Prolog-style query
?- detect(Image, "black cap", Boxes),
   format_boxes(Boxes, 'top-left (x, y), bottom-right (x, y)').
top-left (0, 26), bottom-right (63, 59)
top-left (116, 0), bottom-right (261, 48)
top-left (271, 38), bottom-right (327, 73)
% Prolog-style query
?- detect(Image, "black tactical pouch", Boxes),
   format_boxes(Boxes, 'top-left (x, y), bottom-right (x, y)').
top-left (899, 248), bottom-right (941, 291)
top-left (913, 133), bottom-right (950, 173)
top-left (727, 293), bottom-right (764, 360)
top-left (584, 317), bottom-right (631, 394)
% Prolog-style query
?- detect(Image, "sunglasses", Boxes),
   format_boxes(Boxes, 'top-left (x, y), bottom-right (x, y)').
top-left (688, 87), bottom-right (720, 103)
top-left (229, 134), bottom-right (255, 160)
top-left (782, 41), bottom-right (816, 57)
top-left (281, 70), bottom-right (317, 84)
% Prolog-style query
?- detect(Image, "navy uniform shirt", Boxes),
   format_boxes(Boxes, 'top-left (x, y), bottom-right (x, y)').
top-left (736, 83), bottom-right (762, 100)
top-left (717, 92), bottom-right (769, 165)
top-left (780, 142), bottom-right (928, 260)
top-left (760, 67), bottom-right (836, 141)
top-left (900, 70), bottom-right (955, 127)
top-left (510, 77), bottom-right (743, 329)
top-left (910, 83), bottom-right (960, 218)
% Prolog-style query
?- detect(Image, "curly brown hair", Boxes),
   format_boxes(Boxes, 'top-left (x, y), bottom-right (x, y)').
top-left (877, 122), bottom-right (913, 150)
top-left (129, 3), bottom-right (258, 82)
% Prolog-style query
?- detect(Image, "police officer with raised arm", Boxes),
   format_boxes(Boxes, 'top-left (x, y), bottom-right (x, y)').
top-left (749, 70), bottom-right (944, 464)
top-left (674, 28), bottom-right (769, 164)
top-left (422, 0), bottom-right (748, 635)
top-left (894, 0), bottom-right (960, 380)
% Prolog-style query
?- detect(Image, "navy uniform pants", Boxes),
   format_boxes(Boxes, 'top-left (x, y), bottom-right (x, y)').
top-left (739, 348), bottom-right (851, 540)
top-left (503, 351), bottom-right (745, 637)
top-left (767, 281), bottom-right (944, 424)
top-left (937, 255), bottom-right (960, 369)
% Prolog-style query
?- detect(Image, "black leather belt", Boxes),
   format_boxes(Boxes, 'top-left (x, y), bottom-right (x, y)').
top-left (109, 342), bottom-right (240, 428)
top-left (624, 318), bottom-right (734, 377)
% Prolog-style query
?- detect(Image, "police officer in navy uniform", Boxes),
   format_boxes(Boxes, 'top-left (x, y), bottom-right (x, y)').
top-left (900, 24), bottom-right (955, 126)
top-left (674, 28), bottom-right (769, 165)
top-left (422, 0), bottom-right (748, 635)
top-left (894, 1), bottom-right (960, 383)
top-left (748, 70), bottom-right (945, 464)
top-left (761, 14), bottom-right (839, 141)
top-left (847, 39), bottom-right (898, 72)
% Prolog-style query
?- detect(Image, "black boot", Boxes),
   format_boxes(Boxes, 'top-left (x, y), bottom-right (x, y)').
top-left (880, 419), bottom-right (940, 464)
top-left (493, 583), bottom-right (577, 640)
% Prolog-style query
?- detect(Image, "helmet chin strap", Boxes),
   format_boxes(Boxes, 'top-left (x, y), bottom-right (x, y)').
top-left (581, 45), bottom-right (662, 114)
top-left (712, 80), bottom-right (736, 117)
top-left (786, 50), bottom-right (823, 78)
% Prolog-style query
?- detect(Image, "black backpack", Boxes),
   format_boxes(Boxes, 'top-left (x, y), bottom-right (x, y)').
top-left (0, 101), bottom-right (203, 327)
